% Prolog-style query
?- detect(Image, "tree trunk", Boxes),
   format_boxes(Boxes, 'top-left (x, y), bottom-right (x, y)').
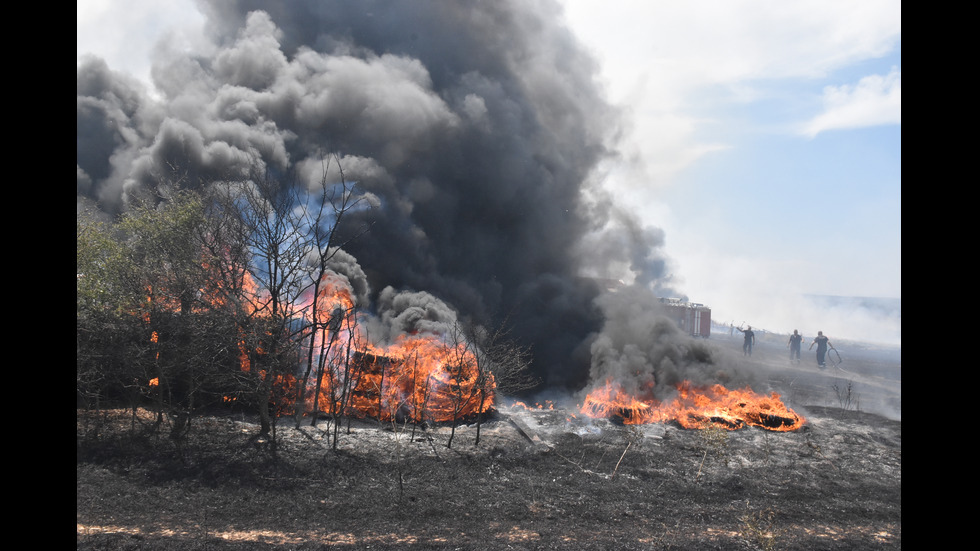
top-left (474, 389), bottom-right (487, 446)
top-left (311, 326), bottom-right (335, 427)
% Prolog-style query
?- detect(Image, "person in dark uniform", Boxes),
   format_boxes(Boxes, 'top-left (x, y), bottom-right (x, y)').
top-left (808, 331), bottom-right (832, 369)
top-left (788, 330), bottom-right (803, 363)
top-left (736, 325), bottom-right (755, 356)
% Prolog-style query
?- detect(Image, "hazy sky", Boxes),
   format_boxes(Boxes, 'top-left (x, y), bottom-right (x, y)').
top-left (557, 1), bottom-right (901, 344)
top-left (77, 0), bottom-right (900, 345)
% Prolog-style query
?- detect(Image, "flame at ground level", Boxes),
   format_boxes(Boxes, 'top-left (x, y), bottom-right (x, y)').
top-left (139, 266), bottom-right (800, 431)
top-left (325, 337), bottom-right (496, 424)
top-left (229, 335), bottom-right (496, 425)
top-left (580, 380), bottom-right (805, 431)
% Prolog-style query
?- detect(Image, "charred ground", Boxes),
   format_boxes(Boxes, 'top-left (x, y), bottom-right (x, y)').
top-left (77, 336), bottom-right (900, 550)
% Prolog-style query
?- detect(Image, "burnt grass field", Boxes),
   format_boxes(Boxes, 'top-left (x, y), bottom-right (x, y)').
top-left (77, 334), bottom-right (900, 550)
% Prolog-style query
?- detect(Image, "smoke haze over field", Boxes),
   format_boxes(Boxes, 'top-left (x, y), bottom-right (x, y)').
top-left (77, 0), bottom-right (683, 390)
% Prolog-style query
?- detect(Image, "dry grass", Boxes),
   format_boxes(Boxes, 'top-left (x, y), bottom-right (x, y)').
top-left (78, 403), bottom-right (900, 550)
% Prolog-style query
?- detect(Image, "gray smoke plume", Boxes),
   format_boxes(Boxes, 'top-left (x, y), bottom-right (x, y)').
top-left (374, 286), bottom-right (461, 343)
top-left (77, 0), bottom-right (685, 391)
top-left (584, 284), bottom-right (750, 402)
top-left (320, 246), bottom-right (371, 308)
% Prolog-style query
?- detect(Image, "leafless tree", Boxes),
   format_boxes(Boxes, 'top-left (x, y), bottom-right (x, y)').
top-left (442, 324), bottom-right (481, 449)
top-left (461, 318), bottom-right (538, 446)
top-left (206, 167), bottom-right (316, 440)
top-left (331, 315), bottom-right (368, 450)
top-left (295, 155), bottom-right (372, 428)
top-left (408, 351), bottom-right (432, 443)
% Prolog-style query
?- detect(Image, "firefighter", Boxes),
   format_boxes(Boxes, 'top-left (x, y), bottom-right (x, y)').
top-left (809, 331), bottom-right (832, 369)
top-left (788, 330), bottom-right (803, 363)
top-left (736, 325), bottom-right (755, 356)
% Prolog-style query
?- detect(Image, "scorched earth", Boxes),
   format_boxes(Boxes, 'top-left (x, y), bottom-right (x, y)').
top-left (77, 334), bottom-right (901, 550)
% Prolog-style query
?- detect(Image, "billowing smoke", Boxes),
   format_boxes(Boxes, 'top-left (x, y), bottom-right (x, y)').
top-left (584, 284), bottom-right (752, 402)
top-left (77, 0), bottom-right (700, 391)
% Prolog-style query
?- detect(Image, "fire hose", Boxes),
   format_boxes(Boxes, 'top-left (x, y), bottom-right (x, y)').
top-left (828, 347), bottom-right (856, 375)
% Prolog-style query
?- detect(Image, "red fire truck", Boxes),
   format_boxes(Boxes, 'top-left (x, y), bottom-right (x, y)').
top-left (658, 298), bottom-right (711, 338)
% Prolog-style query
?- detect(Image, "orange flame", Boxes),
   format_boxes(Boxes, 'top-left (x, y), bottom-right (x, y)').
top-left (304, 332), bottom-right (495, 423)
top-left (189, 266), bottom-right (495, 423)
top-left (581, 379), bottom-right (805, 431)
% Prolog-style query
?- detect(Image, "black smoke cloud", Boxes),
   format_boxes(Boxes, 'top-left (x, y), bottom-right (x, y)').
top-left (77, 0), bottom-right (689, 391)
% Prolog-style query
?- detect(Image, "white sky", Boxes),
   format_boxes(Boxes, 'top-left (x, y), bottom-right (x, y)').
top-left (77, 0), bottom-right (901, 345)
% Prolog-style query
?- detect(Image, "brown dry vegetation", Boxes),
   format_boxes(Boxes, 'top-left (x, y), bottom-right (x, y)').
top-left (77, 335), bottom-right (900, 550)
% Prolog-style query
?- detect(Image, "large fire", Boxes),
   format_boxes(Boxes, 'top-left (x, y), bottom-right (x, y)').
top-left (138, 255), bottom-right (495, 425)
top-left (580, 379), bottom-right (805, 431)
top-left (143, 258), bottom-right (800, 431)
top-left (294, 273), bottom-right (495, 424)
top-left (238, 267), bottom-right (493, 423)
